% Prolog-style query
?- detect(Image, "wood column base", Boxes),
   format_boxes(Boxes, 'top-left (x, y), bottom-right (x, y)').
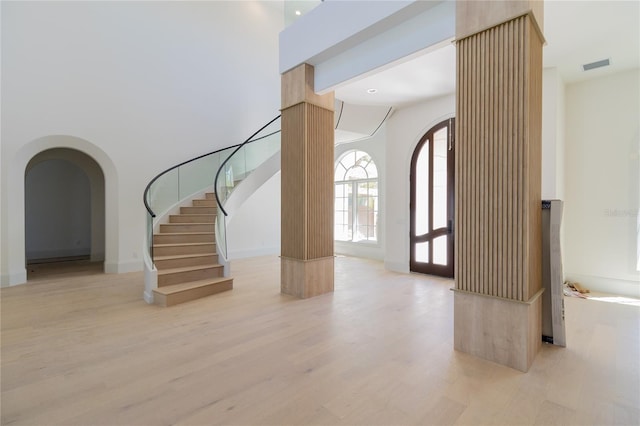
top-left (281, 256), bottom-right (334, 299)
top-left (453, 289), bottom-right (543, 372)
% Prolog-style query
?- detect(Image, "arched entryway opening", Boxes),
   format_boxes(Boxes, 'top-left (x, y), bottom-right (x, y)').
top-left (25, 148), bottom-right (105, 278)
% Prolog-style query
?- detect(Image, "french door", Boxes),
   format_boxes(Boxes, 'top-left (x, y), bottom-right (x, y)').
top-left (410, 118), bottom-right (455, 277)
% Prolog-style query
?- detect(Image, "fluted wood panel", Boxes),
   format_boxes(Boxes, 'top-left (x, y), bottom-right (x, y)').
top-left (306, 103), bottom-right (335, 259)
top-left (455, 15), bottom-right (543, 302)
top-left (526, 20), bottom-right (543, 301)
top-left (281, 103), bottom-right (306, 259)
top-left (281, 103), bottom-right (334, 260)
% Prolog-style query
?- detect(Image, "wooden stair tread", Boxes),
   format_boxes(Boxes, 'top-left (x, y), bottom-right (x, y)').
top-left (160, 222), bottom-right (215, 225)
top-left (154, 253), bottom-right (216, 261)
top-left (153, 277), bottom-right (232, 295)
top-left (153, 242), bottom-right (215, 248)
top-left (157, 264), bottom-right (222, 275)
top-left (152, 191), bottom-right (229, 306)
top-left (154, 232), bottom-right (214, 236)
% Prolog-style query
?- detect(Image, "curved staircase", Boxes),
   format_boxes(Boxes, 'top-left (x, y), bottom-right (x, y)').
top-left (152, 192), bottom-right (233, 306)
top-left (143, 115), bottom-right (280, 306)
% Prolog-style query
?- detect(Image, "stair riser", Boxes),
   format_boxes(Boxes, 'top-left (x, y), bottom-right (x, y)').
top-left (169, 215), bottom-right (215, 224)
top-left (193, 199), bottom-right (216, 207)
top-left (205, 193), bottom-right (215, 200)
top-left (155, 254), bottom-right (218, 270)
top-left (154, 279), bottom-right (233, 307)
top-left (158, 266), bottom-right (223, 287)
top-left (180, 206), bottom-right (216, 215)
top-left (153, 233), bottom-right (214, 244)
top-left (153, 244), bottom-right (216, 257)
top-left (159, 224), bottom-right (214, 233)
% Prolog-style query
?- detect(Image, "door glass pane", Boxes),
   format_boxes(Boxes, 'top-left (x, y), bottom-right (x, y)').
top-left (433, 127), bottom-right (448, 230)
top-left (355, 181), bottom-right (378, 242)
top-left (433, 235), bottom-right (447, 265)
top-left (415, 140), bottom-right (429, 235)
top-left (415, 241), bottom-right (429, 263)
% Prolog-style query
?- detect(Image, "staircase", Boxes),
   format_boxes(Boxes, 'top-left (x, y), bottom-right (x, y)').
top-left (152, 192), bottom-right (233, 306)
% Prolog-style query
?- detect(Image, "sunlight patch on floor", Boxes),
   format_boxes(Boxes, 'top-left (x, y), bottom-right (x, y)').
top-left (587, 295), bottom-right (640, 307)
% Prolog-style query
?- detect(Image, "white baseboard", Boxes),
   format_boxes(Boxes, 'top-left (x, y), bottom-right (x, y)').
top-left (0, 269), bottom-right (27, 287)
top-left (104, 260), bottom-right (143, 274)
top-left (335, 242), bottom-right (384, 261)
top-left (565, 272), bottom-right (640, 298)
top-left (26, 249), bottom-right (91, 260)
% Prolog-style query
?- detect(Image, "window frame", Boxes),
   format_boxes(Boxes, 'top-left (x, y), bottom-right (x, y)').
top-left (334, 150), bottom-right (379, 244)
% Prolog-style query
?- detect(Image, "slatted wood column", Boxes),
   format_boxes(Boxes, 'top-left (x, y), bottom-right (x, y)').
top-left (280, 63), bottom-right (335, 299)
top-left (453, 0), bottom-right (545, 372)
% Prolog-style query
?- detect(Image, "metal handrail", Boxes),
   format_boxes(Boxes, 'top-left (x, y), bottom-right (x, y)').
top-left (213, 115), bottom-right (281, 216)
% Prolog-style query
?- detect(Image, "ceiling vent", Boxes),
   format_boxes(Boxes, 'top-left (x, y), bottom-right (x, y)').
top-left (582, 58), bottom-right (611, 72)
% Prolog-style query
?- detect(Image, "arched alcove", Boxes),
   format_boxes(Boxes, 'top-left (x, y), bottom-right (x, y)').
top-left (1, 136), bottom-right (118, 287)
top-left (25, 148), bottom-right (105, 269)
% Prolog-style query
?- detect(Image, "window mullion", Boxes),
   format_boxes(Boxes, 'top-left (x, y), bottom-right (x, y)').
top-left (352, 181), bottom-right (358, 242)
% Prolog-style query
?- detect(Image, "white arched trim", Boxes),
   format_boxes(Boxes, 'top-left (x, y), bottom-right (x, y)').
top-left (1, 135), bottom-right (119, 287)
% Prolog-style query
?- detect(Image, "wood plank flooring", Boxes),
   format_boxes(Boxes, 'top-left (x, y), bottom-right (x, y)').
top-left (1, 256), bottom-right (639, 425)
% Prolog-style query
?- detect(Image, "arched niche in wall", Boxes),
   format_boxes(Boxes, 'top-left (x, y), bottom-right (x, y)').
top-left (25, 148), bottom-right (106, 266)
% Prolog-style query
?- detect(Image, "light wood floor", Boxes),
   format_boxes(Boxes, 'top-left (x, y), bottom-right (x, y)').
top-left (1, 256), bottom-right (638, 425)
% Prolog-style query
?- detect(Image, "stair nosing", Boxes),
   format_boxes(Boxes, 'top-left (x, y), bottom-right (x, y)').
top-left (153, 242), bottom-right (216, 248)
top-left (160, 223), bottom-right (215, 226)
top-left (153, 277), bottom-right (233, 295)
top-left (154, 232), bottom-right (215, 236)
top-left (154, 253), bottom-right (217, 261)
top-left (157, 264), bottom-right (223, 275)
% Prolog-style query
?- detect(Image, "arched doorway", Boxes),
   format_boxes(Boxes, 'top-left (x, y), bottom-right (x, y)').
top-left (410, 118), bottom-right (455, 277)
top-left (25, 148), bottom-right (105, 277)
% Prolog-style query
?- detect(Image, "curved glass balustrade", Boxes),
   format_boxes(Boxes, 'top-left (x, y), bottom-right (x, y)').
top-left (143, 115), bottom-right (280, 263)
top-left (214, 116), bottom-right (281, 259)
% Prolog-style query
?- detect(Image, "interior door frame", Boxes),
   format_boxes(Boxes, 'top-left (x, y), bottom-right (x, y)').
top-left (409, 117), bottom-right (455, 277)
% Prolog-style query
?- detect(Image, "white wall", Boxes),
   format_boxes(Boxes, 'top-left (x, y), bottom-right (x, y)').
top-left (384, 94), bottom-right (456, 272)
top-left (542, 68), bottom-right (566, 201)
top-left (25, 159), bottom-right (91, 261)
top-left (1, 1), bottom-right (283, 285)
top-left (564, 69), bottom-right (640, 297)
top-left (334, 126), bottom-right (387, 260)
top-left (227, 172), bottom-right (281, 259)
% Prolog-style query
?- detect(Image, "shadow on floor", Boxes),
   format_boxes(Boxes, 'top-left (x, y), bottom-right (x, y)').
top-left (26, 257), bottom-right (104, 281)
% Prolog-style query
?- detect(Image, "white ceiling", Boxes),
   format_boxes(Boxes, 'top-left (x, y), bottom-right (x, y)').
top-left (333, 0), bottom-right (640, 108)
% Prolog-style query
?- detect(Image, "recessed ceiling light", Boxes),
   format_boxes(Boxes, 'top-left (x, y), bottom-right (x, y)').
top-left (367, 88), bottom-right (378, 94)
top-left (295, 10), bottom-right (301, 16)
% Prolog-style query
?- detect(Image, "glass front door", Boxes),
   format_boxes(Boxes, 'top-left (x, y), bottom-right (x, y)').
top-left (410, 118), bottom-right (455, 277)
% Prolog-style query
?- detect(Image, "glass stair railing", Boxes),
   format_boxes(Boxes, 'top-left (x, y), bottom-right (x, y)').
top-left (143, 115), bottom-right (281, 264)
top-left (214, 115), bottom-right (281, 259)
